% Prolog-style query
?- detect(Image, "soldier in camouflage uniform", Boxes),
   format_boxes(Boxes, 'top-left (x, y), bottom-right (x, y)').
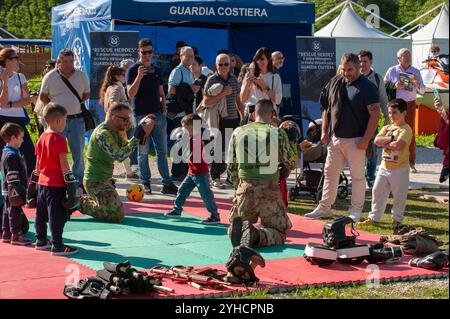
top-left (227, 99), bottom-right (298, 247)
top-left (79, 103), bottom-right (154, 222)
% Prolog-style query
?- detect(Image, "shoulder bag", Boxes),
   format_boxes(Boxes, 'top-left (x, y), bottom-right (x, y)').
top-left (57, 70), bottom-right (95, 131)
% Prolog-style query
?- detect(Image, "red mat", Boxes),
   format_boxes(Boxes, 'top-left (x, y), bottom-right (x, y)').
top-left (2, 199), bottom-right (447, 299)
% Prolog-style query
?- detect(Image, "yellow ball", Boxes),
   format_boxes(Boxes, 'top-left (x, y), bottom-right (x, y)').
top-left (126, 184), bottom-right (145, 202)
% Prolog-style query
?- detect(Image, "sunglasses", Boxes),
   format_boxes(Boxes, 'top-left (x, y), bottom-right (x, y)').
top-left (113, 114), bottom-right (131, 122)
top-left (141, 50), bottom-right (154, 55)
top-left (218, 63), bottom-right (230, 67)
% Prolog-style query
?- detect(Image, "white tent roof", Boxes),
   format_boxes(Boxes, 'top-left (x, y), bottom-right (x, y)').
top-left (412, 6), bottom-right (449, 41)
top-left (315, 4), bottom-right (395, 39)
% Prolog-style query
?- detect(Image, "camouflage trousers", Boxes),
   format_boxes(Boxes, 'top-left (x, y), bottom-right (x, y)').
top-left (228, 179), bottom-right (292, 247)
top-left (79, 179), bottom-right (124, 222)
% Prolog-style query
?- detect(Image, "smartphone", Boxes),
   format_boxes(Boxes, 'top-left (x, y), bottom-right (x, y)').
top-left (248, 63), bottom-right (255, 77)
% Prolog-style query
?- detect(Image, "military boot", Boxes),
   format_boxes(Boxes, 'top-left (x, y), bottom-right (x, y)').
top-left (240, 220), bottom-right (260, 248)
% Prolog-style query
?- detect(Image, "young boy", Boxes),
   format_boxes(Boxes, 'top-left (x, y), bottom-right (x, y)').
top-left (0, 123), bottom-right (31, 245)
top-left (27, 103), bottom-right (79, 255)
top-left (165, 113), bottom-right (220, 224)
top-left (358, 98), bottom-right (412, 231)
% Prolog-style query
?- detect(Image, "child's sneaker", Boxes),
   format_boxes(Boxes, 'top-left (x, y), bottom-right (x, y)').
top-left (11, 234), bottom-right (32, 246)
top-left (35, 239), bottom-right (52, 250)
top-left (202, 216), bottom-right (221, 224)
top-left (1, 231), bottom-right (11, 243)
top-left (164, 209), bottom-right (182, 217)
top-left (51, 245), bottom-right (78, 256)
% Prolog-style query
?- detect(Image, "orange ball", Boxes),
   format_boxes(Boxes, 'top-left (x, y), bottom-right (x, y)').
top-left (126, 184), bottom-right (144, 202)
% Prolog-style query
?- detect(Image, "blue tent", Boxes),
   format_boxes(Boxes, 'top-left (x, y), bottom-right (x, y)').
top-left (52, 0), bottom-right (315, 115)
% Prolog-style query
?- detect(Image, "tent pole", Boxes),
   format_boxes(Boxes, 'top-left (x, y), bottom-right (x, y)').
top-left (390, 2), bottom-right (444, 37)
top-left (315, 1), bottom-right (347, 22)
top-left (329, 1), bottom-right (350, 37)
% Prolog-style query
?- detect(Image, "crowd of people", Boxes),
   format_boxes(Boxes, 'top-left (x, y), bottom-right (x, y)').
top-left (0, 40), bottom-right (447, 256)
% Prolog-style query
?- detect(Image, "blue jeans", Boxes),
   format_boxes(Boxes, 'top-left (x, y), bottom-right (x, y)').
top-left (365, 128), bottom-right (379, 183)
top-left (137, 113), bottom-right (172, 185)
top-left (174, 173), bottom-right (219, 218)
top-left (61, 116), bottom-right (85, 187)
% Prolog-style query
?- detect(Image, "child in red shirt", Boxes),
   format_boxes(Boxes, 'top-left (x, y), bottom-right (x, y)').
top-left (165, 114), bottom-right (220, 224)
top-left (28, 103), bottom-right (79, 256)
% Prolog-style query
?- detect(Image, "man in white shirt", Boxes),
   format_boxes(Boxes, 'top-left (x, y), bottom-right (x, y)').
top-left (39, 49), bottom-right (90, 189)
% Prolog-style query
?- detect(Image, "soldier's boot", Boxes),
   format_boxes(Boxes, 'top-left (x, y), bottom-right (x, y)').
top-left (230, 217), bottom-right (244, 248)
top-left (240, 220), bottom-right (260, 248)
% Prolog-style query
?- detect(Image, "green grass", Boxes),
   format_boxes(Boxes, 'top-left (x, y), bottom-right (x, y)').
top-left (416, 134), bottom-right (437, 148)
top-left (240, 279), bottom-right (449, 299)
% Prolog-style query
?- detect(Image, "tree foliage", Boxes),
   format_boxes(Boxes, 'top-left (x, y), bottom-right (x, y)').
top-left (0, 0), bottom-right (447, 39)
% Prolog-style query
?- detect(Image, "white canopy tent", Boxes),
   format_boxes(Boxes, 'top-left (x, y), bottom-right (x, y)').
top-left (314, 1), bottom-right (412, 75)
top-left (411, 4), bottom-right (449, 69)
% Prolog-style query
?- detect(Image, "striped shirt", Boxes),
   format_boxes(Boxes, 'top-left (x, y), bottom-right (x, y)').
top-left (204, 72), bottom-right (240, 119)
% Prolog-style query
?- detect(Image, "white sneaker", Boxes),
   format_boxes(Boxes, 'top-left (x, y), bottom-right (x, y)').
top-left (212, 179), bottom-right (226, 189)
top-left (348, 212), bottom-right (362, 222)
top-left (304, 207), bottom-right (333, 219)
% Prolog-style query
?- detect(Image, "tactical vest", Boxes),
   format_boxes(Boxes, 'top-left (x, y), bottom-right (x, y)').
top-left (233, 123), bottom-right (280, 180)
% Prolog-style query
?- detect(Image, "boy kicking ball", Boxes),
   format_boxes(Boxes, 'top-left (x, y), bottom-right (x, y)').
top-left (27, 103), bottom-right (79, 255)
top-left (165, 114), bottom-right (220, 224)
top-left (358, 99), bottom-right (412, 233)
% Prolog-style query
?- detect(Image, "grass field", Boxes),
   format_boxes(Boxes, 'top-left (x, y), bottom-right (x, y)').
top-left (240, 189), bottom-right (449, 299)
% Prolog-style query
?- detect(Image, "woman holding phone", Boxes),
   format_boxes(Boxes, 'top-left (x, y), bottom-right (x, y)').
top-left (0, 48), bottom-right (35, 177)
top-left (240, 47), bottom-right (282, 118)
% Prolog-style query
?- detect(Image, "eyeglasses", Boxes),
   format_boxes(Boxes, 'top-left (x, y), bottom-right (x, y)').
top-left (218, 63), bottom-right (230, 67)
top-left (277, 56), bottom-right (285, 60)
top-left (113, 114), bottom-right (131, 122)
top-left (141, 50), bottom-right (154, 55)
top-left (8, 56), bottom-right (19, 60)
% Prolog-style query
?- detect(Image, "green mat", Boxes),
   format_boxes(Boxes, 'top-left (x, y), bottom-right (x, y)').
top-left (27, 213), bottom-right (305, 270)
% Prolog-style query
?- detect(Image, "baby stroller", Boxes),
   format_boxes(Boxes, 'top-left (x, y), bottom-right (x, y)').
top-left (288, 117), bottom-right (349, 203)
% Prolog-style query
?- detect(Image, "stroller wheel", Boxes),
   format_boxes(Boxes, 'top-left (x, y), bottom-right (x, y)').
top-left (289, 188), bottom-right (297, 201)
top-left (337, 186), bottom-right (349, 200)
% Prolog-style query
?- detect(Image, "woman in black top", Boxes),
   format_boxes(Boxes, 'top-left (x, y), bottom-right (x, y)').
top-left (191, 56), bottom-right (208, 111)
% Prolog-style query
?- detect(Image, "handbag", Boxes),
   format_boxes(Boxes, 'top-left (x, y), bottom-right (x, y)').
top-left (17, 74), bottom-right (31, 125)
top-left (57, 70), bottom-right (96, 131)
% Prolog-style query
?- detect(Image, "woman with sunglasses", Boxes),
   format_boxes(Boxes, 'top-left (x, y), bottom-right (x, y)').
top-left (99, 65), bottom-right (138, 180)
top-left (0, 48), bottom-right (36, 177)
top-left (240, 47), bottom-right (282, 118)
